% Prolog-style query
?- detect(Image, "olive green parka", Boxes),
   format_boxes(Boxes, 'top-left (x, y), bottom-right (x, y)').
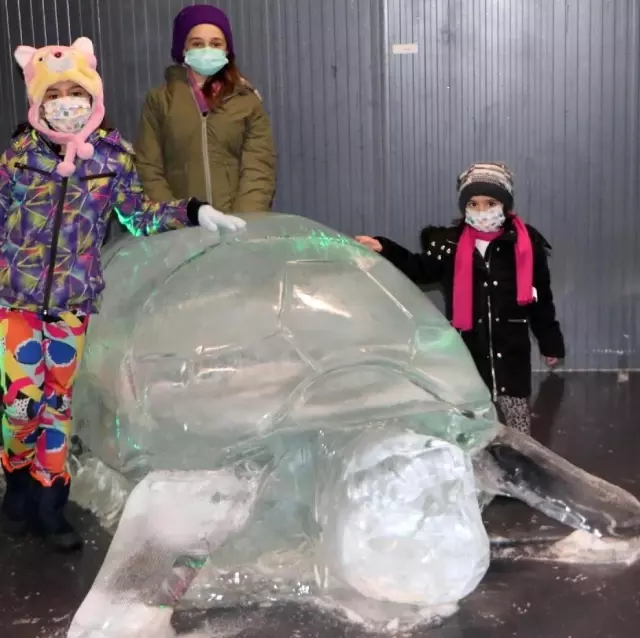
top-left (135, 65), bottom-right (276, 212)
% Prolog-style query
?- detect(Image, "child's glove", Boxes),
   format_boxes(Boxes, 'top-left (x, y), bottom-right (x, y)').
top-left (198, 205), bottom-right (247, 233)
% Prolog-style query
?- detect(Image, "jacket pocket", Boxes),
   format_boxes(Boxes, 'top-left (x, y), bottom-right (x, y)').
top-left (501, 318), bottom-right (532, 355)
top-left (225, 162), bottom-right (240, 202)
top-left (81, 252), bottom-right (105, 303)
top-left (87, 273), bottom-right (106, 300)
top-left (15, 162), bottom-right (53, 177)
top-left (209, 161), bottom-right (239, 211)
top-left (80, 172), bottom-right (117, 181)
top-left (3, 245), bottom-right (45, 302)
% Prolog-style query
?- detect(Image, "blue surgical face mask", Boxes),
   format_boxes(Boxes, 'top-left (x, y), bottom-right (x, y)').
top-left (184, 48), bottom-right (228, 77)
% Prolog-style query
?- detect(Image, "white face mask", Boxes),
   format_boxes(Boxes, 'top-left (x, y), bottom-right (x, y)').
top-left (42, 96), bottom-right (92, 134)
top-left (465, 205), bottom-right (505, 233)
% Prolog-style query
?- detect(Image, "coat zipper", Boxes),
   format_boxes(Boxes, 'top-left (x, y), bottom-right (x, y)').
top-left (485, 245), bottom-right (498, 401)
top-left (200, 115), bottom-right (213, 203)
top-left (42, 177), bottom-right (69, 318)
top-left (188, 86), bottom-right (214, 204)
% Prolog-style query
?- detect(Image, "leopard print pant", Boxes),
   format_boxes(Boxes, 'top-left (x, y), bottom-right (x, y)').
top-left (496, 395), bottom-right (531, 435)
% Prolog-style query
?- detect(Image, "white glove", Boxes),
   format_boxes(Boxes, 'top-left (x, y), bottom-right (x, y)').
top-left (197, 205), bottom-right (247, 233)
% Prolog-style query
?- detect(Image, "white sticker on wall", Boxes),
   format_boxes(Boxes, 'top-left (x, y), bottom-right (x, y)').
top-left (392, 43), bottom-right (419, 55)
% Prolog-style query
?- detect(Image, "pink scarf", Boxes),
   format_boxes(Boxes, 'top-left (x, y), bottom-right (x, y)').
top-left (452, 214), bottom-right (534, 332)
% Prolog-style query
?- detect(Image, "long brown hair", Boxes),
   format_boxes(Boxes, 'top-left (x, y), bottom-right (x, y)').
top-left (202, 59), bottom-right (243, 110)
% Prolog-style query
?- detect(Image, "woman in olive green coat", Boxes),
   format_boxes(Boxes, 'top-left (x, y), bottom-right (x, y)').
top-left (135, 5), bottom-right (276, 213)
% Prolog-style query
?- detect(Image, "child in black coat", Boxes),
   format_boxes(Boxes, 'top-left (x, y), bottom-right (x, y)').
top-left (356, 162), bottom-right (565, 434)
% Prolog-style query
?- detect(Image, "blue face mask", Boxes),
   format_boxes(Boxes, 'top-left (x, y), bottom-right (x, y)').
top-left (184, 48), bottom-right (228, 77)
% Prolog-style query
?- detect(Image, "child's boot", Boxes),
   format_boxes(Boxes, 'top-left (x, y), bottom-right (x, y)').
top-left (28, 476), bottom-right (83, 552)
top-left (0, 464), bottom-right (31, 536)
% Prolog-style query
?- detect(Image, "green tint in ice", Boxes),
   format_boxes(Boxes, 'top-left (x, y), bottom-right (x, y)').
top-left (75, 214), bottom-right (497, 475)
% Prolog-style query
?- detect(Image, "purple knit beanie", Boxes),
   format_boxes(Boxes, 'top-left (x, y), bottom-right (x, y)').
top-left (171, 4), bottom-right (235, 63)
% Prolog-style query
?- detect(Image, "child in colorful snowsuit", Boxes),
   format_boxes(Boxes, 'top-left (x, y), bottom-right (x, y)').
top-left (356, 163), bottom-right (565, 434)
top-left (0, 37), bottom-right (245, 551)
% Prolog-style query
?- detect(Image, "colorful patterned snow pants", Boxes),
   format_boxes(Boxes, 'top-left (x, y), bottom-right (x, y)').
top-left (0, 308), bottom-right (88, 486)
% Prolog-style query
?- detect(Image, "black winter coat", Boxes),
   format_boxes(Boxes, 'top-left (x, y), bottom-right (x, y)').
top-left (376, 218), bottom-right (565, 399)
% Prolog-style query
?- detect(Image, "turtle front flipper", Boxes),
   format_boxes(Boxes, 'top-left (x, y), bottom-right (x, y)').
top-left (475, 426), bottom-right (640, 539)
top-left (68, 469), bottom-right (263, 638)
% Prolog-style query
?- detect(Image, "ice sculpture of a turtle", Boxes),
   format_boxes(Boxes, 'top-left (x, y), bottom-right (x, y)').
top-left (68, 214), bottom-right (640, 637)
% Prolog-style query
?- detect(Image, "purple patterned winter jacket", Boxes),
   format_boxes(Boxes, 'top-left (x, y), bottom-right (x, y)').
top-left (0, 128), bottom-right (196, 317)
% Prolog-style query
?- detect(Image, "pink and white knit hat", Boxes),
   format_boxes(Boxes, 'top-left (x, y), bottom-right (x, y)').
top-left (14, 37), bottom-right (106, 177)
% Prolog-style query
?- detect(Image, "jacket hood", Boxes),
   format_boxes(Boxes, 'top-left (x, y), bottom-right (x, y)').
top-left (164, 64), bottom-right (190, 85)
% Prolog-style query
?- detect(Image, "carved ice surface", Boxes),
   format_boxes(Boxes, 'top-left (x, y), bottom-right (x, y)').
top-left (315, 429), bottom-right (489, 605)
top-left (70, 214), bottom-right (499, 633)
top-left (74, 215), bottom-right (497, 478)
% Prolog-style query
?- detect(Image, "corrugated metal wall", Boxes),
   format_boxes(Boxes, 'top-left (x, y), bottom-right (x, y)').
top-left (384, 0), bottom-right (640, 370)
top-left (1, 0), bottom-right (639, 370)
